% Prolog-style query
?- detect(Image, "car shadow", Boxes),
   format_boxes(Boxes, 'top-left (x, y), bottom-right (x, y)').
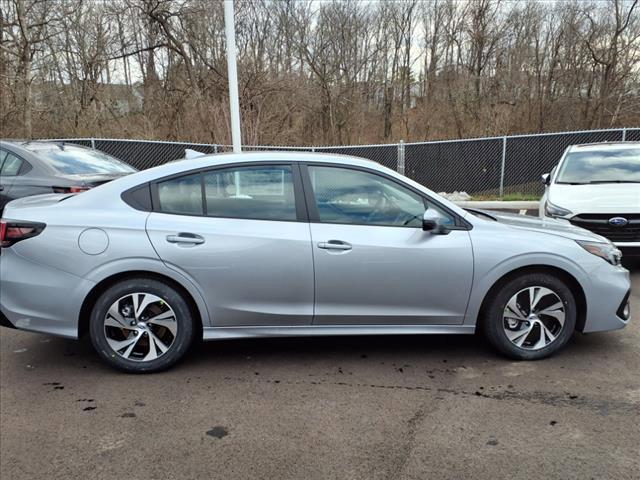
top-left (6, 317), bottom-right (633, 376)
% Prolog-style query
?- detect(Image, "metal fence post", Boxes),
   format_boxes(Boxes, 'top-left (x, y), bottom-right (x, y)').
top-left (213, 144), bottom-right (218, 154)
top-left (90, 138), bottom-right (96, 150)
top-left (499, 136), bottom-right (507, 198)
top-left (397, 140), bottom-right (405, 175)
top-left (311, 147), bottom-right (315, 152)
top-left (622, 128), bottom-right (627, 141)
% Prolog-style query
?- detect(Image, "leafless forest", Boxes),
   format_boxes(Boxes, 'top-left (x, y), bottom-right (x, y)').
top-left (1, 0), bottom-right (639, 145)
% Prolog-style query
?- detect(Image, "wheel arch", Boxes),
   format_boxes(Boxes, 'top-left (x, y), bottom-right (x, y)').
top-left (78, 271), bottom-right (204, 339)
top-left (476, 265), bottom-right (587, 333)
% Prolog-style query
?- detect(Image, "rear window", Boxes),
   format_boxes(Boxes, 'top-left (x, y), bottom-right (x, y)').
top-left (34, 147), bottom-right (136, 175)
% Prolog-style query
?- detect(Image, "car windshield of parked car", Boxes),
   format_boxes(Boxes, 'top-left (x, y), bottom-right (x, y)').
top-left (35, 147), bottom-right (137, 175)
top-left (555, 148), bottom-right (640, 184)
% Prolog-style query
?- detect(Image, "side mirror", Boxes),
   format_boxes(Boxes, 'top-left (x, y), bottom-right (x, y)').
top-left (422, 210), bottom-right (450, 235)
top-left (541, 173), bottom-right (551, 186)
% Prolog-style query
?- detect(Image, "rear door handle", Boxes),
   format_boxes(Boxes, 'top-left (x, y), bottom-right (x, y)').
top-left (166, 233), bottom-right (205, 245)
top-left (318, 240), bottom-right (352, 251)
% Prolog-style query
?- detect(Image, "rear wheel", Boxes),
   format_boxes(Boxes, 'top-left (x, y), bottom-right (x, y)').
top-left (482, 272), bottom-right (577, 360)
top-left (89, 278), bottom-right (195, 373)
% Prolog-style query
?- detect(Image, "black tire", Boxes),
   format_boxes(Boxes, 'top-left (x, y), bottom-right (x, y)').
top-left (482, 272), bottom-right (577, 360)
top-left (89, 277), bottom-right (195, 373)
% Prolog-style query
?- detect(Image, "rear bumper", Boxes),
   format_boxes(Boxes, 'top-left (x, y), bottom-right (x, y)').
top-left (0, 248), bottom-right (95, 338)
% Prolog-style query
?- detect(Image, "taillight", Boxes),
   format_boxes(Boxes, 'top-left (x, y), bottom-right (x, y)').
top-left (0, 219), bottom-right (46, 248)
top-left (52, 186), bottom-right (90, 194)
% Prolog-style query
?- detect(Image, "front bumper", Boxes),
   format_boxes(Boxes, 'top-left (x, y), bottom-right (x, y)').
top-left (616, 290), bottom-right (631, 321)
top-left (0, 310), bottom-right (16, 329)
top-left (581, 262), bottom-right (631, 333)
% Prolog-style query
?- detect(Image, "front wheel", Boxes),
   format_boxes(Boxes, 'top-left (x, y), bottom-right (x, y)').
top-left (89, 278), bottom-right (195, 373)
top-left (482, 272), bottom-right (577, 360)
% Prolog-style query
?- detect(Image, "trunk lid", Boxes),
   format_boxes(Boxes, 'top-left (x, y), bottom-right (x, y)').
top-left (58, 173), bottom-right (130, 188)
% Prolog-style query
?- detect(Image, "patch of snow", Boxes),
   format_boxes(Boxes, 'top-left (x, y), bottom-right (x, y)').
top-left (185, 148), bottom-right (207, 159)
top-left (438, 191), bottom-right (472, 201)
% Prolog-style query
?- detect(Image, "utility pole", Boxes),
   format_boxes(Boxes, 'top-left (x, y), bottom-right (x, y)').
top-left (224, 0), bottom-right (242, 153)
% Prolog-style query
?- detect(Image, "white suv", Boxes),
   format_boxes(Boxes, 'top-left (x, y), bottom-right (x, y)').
top-left (540, 142), bottom-right (640, 256)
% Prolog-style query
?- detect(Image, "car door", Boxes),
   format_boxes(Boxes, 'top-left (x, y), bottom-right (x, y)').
top-left (146, 162), bottom-right (314, 327)
top-left (302, 164), bottom-right (474, 325)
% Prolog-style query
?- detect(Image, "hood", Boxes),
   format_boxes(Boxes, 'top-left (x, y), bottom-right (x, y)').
top-left (549, 183), bottom-right (640, 214)
top-left (479, 210), bottom-right (611, 243)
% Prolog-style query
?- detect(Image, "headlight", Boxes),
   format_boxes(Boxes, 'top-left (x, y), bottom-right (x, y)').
top-left (544, 200), bottom-right (572, 218)
top-left (576, 240), bottom-right (622, 266)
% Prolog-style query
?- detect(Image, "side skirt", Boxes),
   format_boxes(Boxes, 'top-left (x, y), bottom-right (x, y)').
top-left (202, 325), bottom-right (476, 341)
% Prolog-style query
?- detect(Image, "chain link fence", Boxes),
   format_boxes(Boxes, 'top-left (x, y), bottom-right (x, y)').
top-left (219, 144), bottom-right (399, 170)
top-left (405, 137), bottom-right (502, 196)
top-left (44, 127), bottom-right (638, 198)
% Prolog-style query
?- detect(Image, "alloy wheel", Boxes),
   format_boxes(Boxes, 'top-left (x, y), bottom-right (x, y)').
top-left (502, 286), bottom-right (566, 350)
top-left (103, 293), bottom-right (178, 362)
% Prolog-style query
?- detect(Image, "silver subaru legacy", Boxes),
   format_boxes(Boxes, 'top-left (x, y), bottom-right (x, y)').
top-left (0, 152), bottom-right (631, 372)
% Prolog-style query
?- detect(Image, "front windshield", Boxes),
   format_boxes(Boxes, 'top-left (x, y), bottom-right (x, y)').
top-left (33, 146), bottom-right (137, 175)
top-left (555, 148), bottom-right (640, 184)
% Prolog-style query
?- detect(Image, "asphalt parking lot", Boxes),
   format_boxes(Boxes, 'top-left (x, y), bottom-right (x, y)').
top-left (1, 268), bottom-right (638, 480)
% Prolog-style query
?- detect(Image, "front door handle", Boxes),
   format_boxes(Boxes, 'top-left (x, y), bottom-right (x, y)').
top-left (166, 233), bottom-right (205, 245)
top-left (318, 240), bottom-right (352, 251)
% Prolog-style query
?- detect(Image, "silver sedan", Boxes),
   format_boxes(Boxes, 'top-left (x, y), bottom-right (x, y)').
top-left (0, 152), bottom-right (631, 372)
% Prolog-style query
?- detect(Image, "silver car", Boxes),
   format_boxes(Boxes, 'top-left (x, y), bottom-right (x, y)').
top-left (0, 152), bottom-right (631, 372)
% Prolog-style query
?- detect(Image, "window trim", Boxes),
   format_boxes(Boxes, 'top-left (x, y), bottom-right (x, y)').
top-left (299, 162), bottom-right (471, 230)
top-left (0, 148), bottom-right (7, 173)
top-left (149, 161), bottom-right (308, 223)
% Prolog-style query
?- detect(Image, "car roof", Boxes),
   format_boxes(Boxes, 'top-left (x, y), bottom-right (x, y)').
top-left (134, 150), bottom-right (383, 178)
top-left (567, 142), bottom-right (640, 152)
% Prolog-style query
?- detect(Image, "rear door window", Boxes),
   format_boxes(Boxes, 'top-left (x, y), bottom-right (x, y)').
top-left (203, 165), bottom-right (296, 221)
top-left (155, 165), bottom-right (298, 221)
top-left (157, 173), bottom-right (203, 216)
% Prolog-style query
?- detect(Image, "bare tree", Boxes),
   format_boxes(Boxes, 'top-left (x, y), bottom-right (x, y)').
top-left (0, 0), bottom-right (638, 143)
